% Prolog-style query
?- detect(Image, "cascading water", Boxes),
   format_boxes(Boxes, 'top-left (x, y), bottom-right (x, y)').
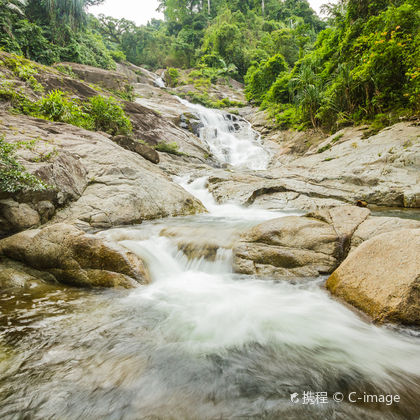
top-left (0, 81), bottom-right (419, 420)
top-left (177, 96), bottom-right (270, 170)
top-left (154, 76), bottom-right (166, 88)
top-left (175, 175), bottom-right (300, 221)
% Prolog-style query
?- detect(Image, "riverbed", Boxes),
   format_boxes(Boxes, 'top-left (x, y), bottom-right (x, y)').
top-left (0, 96), bottom-right (419, 419)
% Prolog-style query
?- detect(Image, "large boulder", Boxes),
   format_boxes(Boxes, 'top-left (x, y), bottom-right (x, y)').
top-left (0, 135), bottom-right (88, 236)
top-left (0, 224), bottom-right (150, 288)
top-left (113, 135), bottom-right (159, 164)
top-left (327, 229), bottom-right (420, 325)
top-left (57, 62), bottom-right (131, 91)
top-left (0, 200), bottom-right (40, 235)
top-left (350, 216), bottom-right (420, 249)
top-left (233, 205), bottom-right (370, 278)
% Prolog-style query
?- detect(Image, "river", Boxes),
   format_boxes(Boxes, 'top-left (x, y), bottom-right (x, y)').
top-left (0, 97), bottom-right (419, 419)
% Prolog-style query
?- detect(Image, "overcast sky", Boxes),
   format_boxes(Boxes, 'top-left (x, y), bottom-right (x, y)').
top-left (88, 0), bottom-right (333, 26)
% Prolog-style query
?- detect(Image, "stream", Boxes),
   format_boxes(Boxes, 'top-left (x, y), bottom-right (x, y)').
top-left (0, 98), bottom-right (419, 419)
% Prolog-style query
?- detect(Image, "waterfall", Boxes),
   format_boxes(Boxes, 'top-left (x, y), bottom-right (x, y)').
top-left (177, 97), bottom-right (270, 170)
top-left (154, 76), bottom-right (166, 88)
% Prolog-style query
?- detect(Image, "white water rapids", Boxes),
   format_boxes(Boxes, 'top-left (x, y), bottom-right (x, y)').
top-left (177, 96), bottom-right (270, 170)
top-left (0, 95), bottom-right (419, 419)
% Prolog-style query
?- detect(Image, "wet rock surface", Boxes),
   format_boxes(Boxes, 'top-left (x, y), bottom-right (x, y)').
top-left (233, 205), bottom-right (370, 278)
top-left (0, 223), bottom-right (150, 288)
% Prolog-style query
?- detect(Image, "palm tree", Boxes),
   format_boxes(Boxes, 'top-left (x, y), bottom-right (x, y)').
top-left (290, 64), bottom-right (323, 128)
top-left (1, 0), bottom-right (27, 15)
top-left (0, 0), bottom-right (27, 41)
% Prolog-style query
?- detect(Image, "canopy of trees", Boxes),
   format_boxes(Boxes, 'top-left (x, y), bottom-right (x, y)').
top-left (1, 0), bottom-right (418, 131)
top-left (0, 0), bottom-right (116, 68)
top-left (249, 0), bottom-right (420, 130)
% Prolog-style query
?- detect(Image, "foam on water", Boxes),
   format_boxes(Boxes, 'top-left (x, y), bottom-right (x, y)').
top-left (175, 175), bottom-right (296, 221)
top-left (112, 229), bottom-right (420, 385)
top-left (99, 178), bottom-right (420, 386)
top-left (177, 96), bottom-right (270, 170)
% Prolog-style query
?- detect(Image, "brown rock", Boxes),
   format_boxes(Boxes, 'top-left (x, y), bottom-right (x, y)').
top-left (38, 72), bottom-right (98, 99)
top-left (233, 205), bottom-right (370, 278)
top-left (36, 201), bottom-right (55, 224)
top-left (327, 229), bottom-right (420, 325)
top-left (350, 216), bottom-right (420, 249)
top-left (113, 135), bottom-right (159, 164)
top-left (0, 199), bottom-right (40, 234)
top-left (57, 62), bottom-right (130, 92)
top-left (233, 216), bottom-right (339, 277)
top-left (0, 223), bottom-right (150, 288)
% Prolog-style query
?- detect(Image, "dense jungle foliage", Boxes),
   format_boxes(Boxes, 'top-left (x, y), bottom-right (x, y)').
top-left (0, 0), bottom-right (419, 133)
top-left (248, 0), bottom-right (420, 130)
top-left (0, 0), bottom-right (117, 68)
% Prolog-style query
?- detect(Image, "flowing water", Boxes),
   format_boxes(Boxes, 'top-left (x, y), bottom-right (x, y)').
top-left (177, 97), bottom-right (270, 170)
top-left (154, 76), bottom-right (166, 89)
top-left (1, 99), bottom-right (419, 419)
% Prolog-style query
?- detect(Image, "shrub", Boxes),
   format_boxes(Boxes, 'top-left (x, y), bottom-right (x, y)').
top-left (110, 49), bottom-right (126, 63)
top-left (36, 90), bottom-right (91, 128)
top-left (263, 72), bottom-right (291, 106)
top-left (0, 136), bottom-right (48, 193)
top-left (2, 53), bottom-right (44, 92)
top-left (214, 97), bottom-right (245, 108)
top-left (167, 68), bottom-right (180, 87)
top-left (10, 89), bottom-right (132, 136)
top-left (87, 96), bottom-right (132, 135)
top-left (199, 53), bottom-right (225, 68)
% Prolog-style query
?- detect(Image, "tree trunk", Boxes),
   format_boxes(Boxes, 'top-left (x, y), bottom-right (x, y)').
top-left (262, 0), bottom-right (265, 16)
top-left (208, 0), bottom-right (210, 15)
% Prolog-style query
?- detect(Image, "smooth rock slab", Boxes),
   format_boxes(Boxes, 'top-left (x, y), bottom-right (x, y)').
top-left (0, 113), bottom-right (206, 230)
top-left (327, 229), bottom-right (420, 325)
top-left (350, 216), bottom-right (420, 249)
